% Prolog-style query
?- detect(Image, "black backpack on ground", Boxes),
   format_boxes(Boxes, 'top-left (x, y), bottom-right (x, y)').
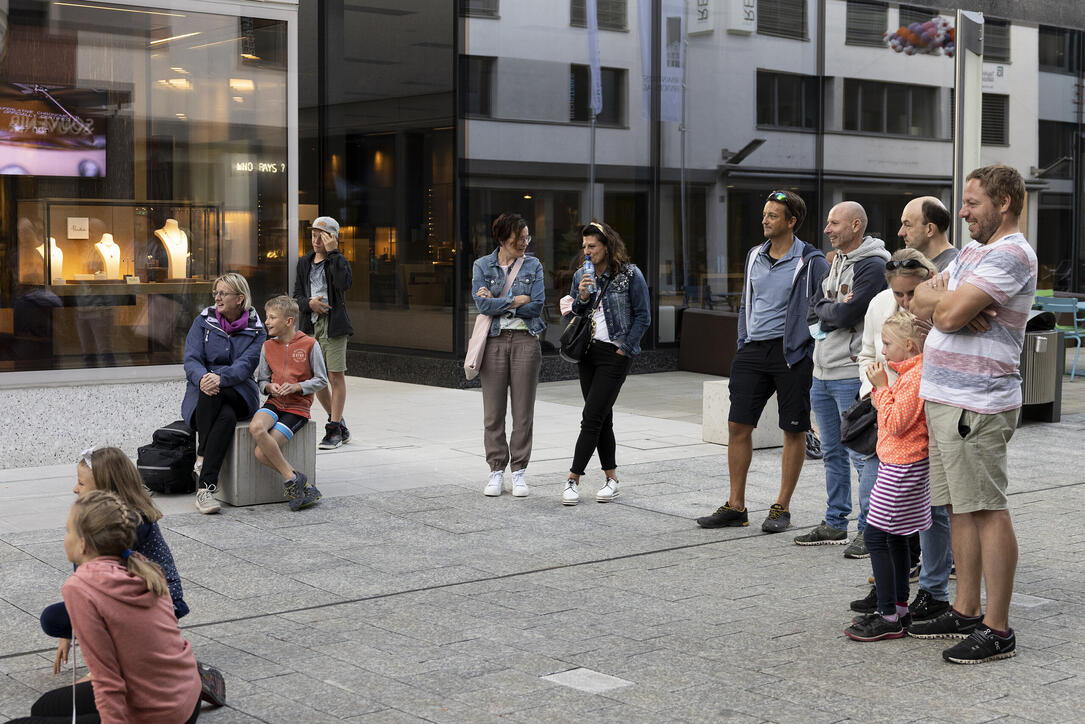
top-left (137, 421), bottom-right (197, 494)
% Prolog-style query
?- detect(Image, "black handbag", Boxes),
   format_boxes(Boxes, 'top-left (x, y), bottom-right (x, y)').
top-left (840, 396), bottom-right (878, 456)
top-left (559, 278), bottom-right (608, 363)
top-left (559, 314), bottom-right (595, 363)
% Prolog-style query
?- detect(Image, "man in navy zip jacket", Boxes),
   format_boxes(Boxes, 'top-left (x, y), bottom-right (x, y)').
top-left (697, 191), bottom-right (829, 533)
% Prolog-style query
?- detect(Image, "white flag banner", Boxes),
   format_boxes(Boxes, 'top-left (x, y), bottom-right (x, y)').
top-left (640, 0), bottom-right (684, 122)
top-left (587, 0), bottom-right (603, 117)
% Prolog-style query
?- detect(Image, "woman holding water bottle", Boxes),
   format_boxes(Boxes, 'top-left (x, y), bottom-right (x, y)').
top-left (561, 221), bottom-right (651, 506)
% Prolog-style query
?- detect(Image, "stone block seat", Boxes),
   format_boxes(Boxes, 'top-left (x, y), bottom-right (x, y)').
top-left (214, 419), bottom-right (317, 506)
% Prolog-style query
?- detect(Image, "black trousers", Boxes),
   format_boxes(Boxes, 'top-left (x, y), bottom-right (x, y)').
top-left (866, 525), bottom-right (911, 616)
top-left (4, 681), bottom-right (200, 724)
top-left (193, 387), bottom-right (249, 487)
top-left (570, 341), bottom-right (632, 475)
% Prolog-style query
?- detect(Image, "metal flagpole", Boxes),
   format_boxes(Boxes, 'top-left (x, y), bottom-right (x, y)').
top-left (679, 2), bottom-right (688, 295)
top-left (587, 0), bottom-right (602, 221)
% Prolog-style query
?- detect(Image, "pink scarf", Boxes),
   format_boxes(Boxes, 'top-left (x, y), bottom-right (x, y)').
top-left (215, 308), bottom-right (248, 335)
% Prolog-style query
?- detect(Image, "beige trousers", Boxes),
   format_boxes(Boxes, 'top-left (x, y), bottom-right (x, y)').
top-left (480, 330), bottom-right (542, 471)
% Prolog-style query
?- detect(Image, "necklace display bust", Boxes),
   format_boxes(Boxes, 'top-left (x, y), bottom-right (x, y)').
top-left (95, 234), bottom-right (121, 279)
top-left (37, 237), bottom-right (64, 279)
top-left (155, 219), bottom-right (189, 278)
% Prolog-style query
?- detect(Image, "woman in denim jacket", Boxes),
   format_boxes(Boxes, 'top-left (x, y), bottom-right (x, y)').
top-left (561, 221), bottom-right (651, 505)
top-left (471, 212), bottom-right (546, 498)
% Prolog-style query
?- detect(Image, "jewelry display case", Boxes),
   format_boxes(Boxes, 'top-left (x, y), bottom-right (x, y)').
top-left (14, 199), bottom-right (223, 362)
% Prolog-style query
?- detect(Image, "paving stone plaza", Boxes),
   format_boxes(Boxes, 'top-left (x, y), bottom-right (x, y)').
top-left (2, 373), bottom-right (1083, 722)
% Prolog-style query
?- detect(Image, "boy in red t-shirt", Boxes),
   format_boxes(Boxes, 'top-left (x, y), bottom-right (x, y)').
top-left (250, 295), bottom-right (329, 510)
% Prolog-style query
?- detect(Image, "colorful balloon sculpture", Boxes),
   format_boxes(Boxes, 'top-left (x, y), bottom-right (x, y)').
top-left (884, 16), bottom-right (955, 57)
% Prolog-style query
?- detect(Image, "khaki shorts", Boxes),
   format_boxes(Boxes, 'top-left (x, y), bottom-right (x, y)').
top-left (925, 400), bottom-right (1018, 513)
top-left (313, 315), bottom-right (348, 373)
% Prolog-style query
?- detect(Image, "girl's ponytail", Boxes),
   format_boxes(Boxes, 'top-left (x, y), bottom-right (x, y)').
top-left (70, 491), bottom-right (168, 597)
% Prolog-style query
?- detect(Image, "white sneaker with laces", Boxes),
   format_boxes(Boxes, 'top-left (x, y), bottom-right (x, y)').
top-left (596, 478), bottom-right (620, 502)
top-left (195, 485), bottom-right (220, 514)
top-left (562, 479), bottom-right (580, 506)
top-left (483, 470), bottom-right (504, 497)
top-left (511, 469), bottom-right (529, 497)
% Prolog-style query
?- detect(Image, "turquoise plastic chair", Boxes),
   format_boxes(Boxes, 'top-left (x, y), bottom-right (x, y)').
top-left (1035, 296), bottom-right (1083, 381)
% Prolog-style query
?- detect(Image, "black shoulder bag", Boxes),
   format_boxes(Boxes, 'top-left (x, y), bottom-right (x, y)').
top-left (840, 396), bottom-right (877, 456)
top-left (559, 278), bottom-right (609, 363)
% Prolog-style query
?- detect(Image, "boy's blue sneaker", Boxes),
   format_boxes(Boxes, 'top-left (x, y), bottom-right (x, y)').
top-left (285, 472), bottom-right (307, 511)
top-left (296, 482), bottom-right (322, 510)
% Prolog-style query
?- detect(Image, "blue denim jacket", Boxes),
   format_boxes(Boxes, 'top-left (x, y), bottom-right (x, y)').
top-left (471, 250), bottom-right (547, 337)
top-left (569, 263), bottom-right (651, 356)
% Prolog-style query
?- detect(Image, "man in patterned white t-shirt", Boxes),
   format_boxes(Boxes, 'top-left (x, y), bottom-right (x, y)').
top-left (909, 164), bottom-right (1036, 664)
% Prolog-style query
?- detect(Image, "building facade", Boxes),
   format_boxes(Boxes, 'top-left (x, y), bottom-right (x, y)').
top-left (3, 0), bottom-right (1085, 392)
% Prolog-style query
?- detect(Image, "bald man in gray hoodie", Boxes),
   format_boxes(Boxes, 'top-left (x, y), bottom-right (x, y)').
top-left (795, 201), bottom-right (890, 546)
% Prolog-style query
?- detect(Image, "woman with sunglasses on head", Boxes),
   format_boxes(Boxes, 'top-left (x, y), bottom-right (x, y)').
top-left (849, 248), bottom-right (949, 620)
top-left (472, 212), bottom-right (546, 498)
top-left (182, 272), bottom-right (266, 514)
top-left (561, 221), bottom-right (651, 505)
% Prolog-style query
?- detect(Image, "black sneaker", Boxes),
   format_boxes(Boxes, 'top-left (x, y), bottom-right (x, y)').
top-left (761, 503), bottom-right (791, 533)
top-left (319, 423), bottom-right (343, 450)
top-left (942, 625), bottom-right (1016, 664)
top-left (805, 430), bottom-right (823, 460)
top-left (794, 521), bottom-right (848, 546)
top-left (844, 613), bottom-right (906, 642)
top-left (696, 503), bottom-right (748, 528)
top-left (339, 418), bottom-right (350, 443)
top-left (843, 530), bottom-right (869, 559)
top-left (197, 662), bottom-right (226, 708)
top-left (295, 482), bottom-right (322, 510)
top-left (909, 589), bottom-right (950, 621)
top-left (852, 611), bottom-right (911, 630)
top-left (849, 586), bottom-right (878, 614)
top-left (908, 608), bottom-right (982, 639)
top-left (285, 471), bottom-right (308, 511)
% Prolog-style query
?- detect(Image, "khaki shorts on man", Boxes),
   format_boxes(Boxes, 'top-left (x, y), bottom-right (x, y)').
top-left (925, 401), bottom-right (1018, 514)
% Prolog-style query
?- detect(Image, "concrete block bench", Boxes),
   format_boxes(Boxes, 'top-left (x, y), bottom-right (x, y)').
top-left (214, 419), bottom-right (317, 506)
top-left (702, 380), bottom-right (784, 449)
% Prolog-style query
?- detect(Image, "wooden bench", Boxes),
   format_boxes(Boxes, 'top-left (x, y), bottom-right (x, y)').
top-left (214, 419), bottom-right (317, 506)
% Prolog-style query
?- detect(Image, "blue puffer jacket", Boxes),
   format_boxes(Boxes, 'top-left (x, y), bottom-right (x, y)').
top-left (181, 306), bottom-right (266, 426)
top-left (471, 250), bottom-right (547, 337)
top-left (569, 263), bottom-right (652, 356)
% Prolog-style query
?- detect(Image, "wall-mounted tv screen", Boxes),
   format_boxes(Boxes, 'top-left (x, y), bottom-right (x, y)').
top-left (0, 83), bottom-right (108, 178)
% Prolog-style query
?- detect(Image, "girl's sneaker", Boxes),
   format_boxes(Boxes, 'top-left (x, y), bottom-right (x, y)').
top-left (844, 613), bottom-right (906, 642)
top-left (197, 662), bottom-right (227, 707)
top-left (194, 485), bottom-right (220, 515)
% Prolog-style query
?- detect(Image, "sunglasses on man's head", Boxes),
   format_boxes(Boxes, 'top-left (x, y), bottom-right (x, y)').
top-left (886, 259), bottom-right (926, 271)
top-left (766, 191), bottom-right (796, 218)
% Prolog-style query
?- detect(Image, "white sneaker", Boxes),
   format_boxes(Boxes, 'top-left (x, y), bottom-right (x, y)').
top-left (483, 470), bottom-right (504, 497)
top-left (562, 479), bottom-right (580, 506)
top-left (596, 478), bottom-right (620, 503)
top-left (511, 469), bottom-right (529, 497)
top-left (195, 485), bottom-right (220, 515)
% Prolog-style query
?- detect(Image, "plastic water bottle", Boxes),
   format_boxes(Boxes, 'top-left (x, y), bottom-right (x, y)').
top-left (583, 256), bottom-right (596, 294)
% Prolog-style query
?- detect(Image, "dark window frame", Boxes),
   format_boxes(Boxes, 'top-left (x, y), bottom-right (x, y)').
top-left (983, 18), bottom-right (1011, 63)
top-left (460, 55), bottom-right (496, 118)
top-left (845, 0), bottom-right (887, 48)
top-left (981, 93), bottom-right (1009, 146)
top-left (1039, 25), bottom-right (1081, 74)
top-left (459, 0), bottom-right (499, 18)
top-left (842, 78), bottom-right (940, 139)
top-left (756, 70), bottom-right (820, 130)
top-left (569, 64), bottom-right (627, 126)
top-left (570, 0), bottom-right (628, 31)
top-left (757, 0), bottom-right (808, 41)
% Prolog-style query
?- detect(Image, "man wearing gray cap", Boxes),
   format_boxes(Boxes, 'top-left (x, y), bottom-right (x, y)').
top-left (294, 216), bottom-right (354, 449)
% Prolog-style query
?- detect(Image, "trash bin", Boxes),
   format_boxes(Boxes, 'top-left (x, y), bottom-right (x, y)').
top-left (1019, 310), bottom-right (1061, 422)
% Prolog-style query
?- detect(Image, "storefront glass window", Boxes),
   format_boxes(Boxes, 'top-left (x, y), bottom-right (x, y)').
top-left (1, 1), bottom-right (289, 372)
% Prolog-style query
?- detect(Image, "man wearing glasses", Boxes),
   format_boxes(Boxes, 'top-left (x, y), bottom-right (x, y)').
top-left (795, 201), bottom-right (889, 546)
top-left (294, 216), bottom-right (354, 449)
top-left (697, 190), bottom-right (829, 533)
